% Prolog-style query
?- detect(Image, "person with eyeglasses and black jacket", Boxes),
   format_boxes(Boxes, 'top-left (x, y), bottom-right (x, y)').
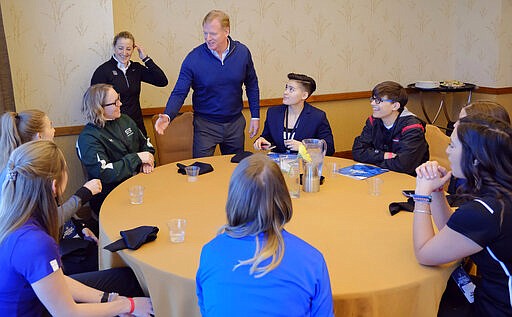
top-left (352, 81), bottom-right (429, 176)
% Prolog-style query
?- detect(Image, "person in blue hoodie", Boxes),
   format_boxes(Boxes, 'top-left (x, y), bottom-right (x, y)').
top-left (155, 10), bottom-right (260, 158)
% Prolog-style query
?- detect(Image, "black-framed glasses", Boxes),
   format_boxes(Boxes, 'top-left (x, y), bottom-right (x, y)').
top-left (102, 95), bottom-right (120, 107)
top-left (370, 96), bottom-right (394, 104)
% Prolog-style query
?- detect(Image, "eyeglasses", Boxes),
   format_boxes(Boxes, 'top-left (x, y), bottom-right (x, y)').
top-left (370, 96), bottom-right (394, 104)
top-left (102, 95), bottom-right (120, 107)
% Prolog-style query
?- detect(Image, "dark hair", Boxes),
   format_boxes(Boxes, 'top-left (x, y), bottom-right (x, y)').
top-left (113, 31), bottom-right (135, 47)
top-left (287, 73), bottom-right (316, 99)
top-left (457, 115), bottom-right (512, 224)
top-left (463, 100), bottom-right (510, 124)
top-left (372, 81), bottom-right (408, 111)
top-left (221, 154), bottom-right (292, 277)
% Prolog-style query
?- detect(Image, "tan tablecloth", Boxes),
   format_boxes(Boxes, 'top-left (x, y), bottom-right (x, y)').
top-left (99, 155), bottom-right (455, 317)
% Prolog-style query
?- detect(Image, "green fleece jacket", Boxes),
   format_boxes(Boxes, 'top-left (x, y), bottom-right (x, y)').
top-left (77, 114), bottom-right (155, 186)
top-left (77, 114), bottom-right (155, 213)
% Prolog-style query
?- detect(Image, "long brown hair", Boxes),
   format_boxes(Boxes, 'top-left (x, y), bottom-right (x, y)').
top-left (457, 115), bottom-right (512, 226)
top-left (462, 100), bottom-right (510, 124)
top-left (0, 140), bottom-right (67, 244)
top-left (221, 154), bottom-right (293, 277)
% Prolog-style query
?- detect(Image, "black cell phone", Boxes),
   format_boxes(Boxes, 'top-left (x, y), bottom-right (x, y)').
top-left (402, 190), bottom-right (415, 198)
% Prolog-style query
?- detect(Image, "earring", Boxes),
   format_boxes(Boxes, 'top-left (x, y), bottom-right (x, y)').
top-left (473, 159), bottom-right (479, 166)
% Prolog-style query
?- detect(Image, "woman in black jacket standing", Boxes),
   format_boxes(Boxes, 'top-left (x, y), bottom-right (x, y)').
top-left (91, 31), bottom-right (168, 136)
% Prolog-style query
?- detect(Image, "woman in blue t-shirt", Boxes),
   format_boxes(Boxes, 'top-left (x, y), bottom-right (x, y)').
top-left (412, 115), bottom-right (512, 316)
top-left (0, 109), bottom-right (102, 274)
top-left (0, 141), bottom-right (153, 316)
top-left (196, 154), bottom-right (334, 316)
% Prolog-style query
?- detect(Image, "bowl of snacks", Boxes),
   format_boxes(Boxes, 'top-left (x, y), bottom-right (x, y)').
top-left (440, 80), bottom-right (465, 88)
top-left (415, 81), bottom-right (440, 89)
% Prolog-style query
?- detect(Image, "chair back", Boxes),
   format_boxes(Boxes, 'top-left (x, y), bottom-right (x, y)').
top-left (151, 112), bottom-right (194, 165)
top-left (425, 124), bottom-right (450, 169)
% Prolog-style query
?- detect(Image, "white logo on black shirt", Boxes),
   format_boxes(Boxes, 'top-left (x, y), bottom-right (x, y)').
top-left (125, 128), bottom-right (134, 137)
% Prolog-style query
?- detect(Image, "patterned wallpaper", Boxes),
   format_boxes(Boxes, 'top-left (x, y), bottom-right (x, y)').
top-left (2, 0), bottom-right (511, 126)
top-left (1, 0), bottom-right (114, 126)
top-left (454, 0), bottom-right (512, 86)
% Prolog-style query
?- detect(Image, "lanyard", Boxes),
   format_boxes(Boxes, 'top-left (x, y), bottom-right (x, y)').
top-left (284, 106), bottom-right (301, 140)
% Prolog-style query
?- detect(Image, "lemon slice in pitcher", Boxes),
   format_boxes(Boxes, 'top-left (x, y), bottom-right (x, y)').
top-left (298, 144), bottom-right (312, 163)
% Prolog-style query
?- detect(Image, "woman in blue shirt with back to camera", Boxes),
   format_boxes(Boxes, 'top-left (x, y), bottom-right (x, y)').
top-left (196, 154), bottom-right (334, 316)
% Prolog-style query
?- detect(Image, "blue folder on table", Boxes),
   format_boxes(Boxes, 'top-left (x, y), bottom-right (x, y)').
top-left (337, 164), bottom-right (388, 180)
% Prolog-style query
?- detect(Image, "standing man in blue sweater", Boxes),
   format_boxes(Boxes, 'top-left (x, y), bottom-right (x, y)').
top-left (155, 10), bottom-right (260, 158)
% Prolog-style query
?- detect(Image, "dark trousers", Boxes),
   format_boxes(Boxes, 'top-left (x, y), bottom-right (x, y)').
top-left (60, 239), bottom-right (99, 275)
top-left (69, 267), bottom-right (145, 297)
top-left (193, 114), bottom-right (246, 158)
top-left (437, 273), bottom-right (479, 317)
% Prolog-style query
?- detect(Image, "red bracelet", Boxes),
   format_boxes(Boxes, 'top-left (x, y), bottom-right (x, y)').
top-left (128, 297), bottom-right (135, 314)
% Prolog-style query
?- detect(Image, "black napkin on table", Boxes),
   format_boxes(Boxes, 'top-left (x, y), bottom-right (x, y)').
top-left (230, 151), bottom-right (253, 163)
top-left (176, 162), bottom-right (214, 175)
top-left (104, 226), bottom-right (159, 252)
top-left (389, 197), bottom-right (415, 216)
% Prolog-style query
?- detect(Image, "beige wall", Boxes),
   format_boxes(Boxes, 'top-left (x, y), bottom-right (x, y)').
top-left (2, 0), bottom-right (512, 197)
top-left (1, 0), bottom-right (114, 125)
top-left (455, 0), bottom-right (512, 86)
top-left (3, 0), bottom-right (511, 126)
top-left (111, 0), bottom-right (512, 110)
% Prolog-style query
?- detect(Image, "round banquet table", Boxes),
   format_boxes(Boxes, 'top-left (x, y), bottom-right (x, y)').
top-left (99, 155), bottom-right (456, 317)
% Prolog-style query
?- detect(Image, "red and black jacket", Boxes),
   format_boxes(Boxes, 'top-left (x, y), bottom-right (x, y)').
top-left (352, 110), bottom-right (429, 176)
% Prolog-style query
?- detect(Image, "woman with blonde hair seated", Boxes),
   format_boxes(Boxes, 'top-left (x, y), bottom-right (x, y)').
top-left (77, 83), bottom-right (155, 215)
top-left (196, 154), bottom-right (333, 316)
top-left (0, 109), bottom-right (101, 225)
top-left (0, 109), bottom-right (102, 274)
top-left (0, 140), bottom-right (153, 316)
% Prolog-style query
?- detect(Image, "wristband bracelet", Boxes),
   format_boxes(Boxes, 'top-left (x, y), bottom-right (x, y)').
top-left (101, 291), bottom-right (109, 303)
top-left (414, 209), bottom-right (431, 215)
top-left (411, 194), bottom-right (432, 203)
top-left (108, 292), bottom-right (118, 302)
top-left (101, 292), bottom-right (119, 303)
top-left (128, 297), bottom-right (135, 314)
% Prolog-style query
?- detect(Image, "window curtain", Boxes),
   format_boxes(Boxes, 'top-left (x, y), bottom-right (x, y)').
top-left (0, 3), bottom-right (15, 113)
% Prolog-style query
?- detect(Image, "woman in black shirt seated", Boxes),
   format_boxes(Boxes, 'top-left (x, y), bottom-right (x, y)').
top-left (412, 114), bottom-right (512, 317)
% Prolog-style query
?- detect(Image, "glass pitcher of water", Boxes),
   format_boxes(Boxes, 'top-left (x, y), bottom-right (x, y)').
top-left (301, 138), bottom-right (327, 176)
